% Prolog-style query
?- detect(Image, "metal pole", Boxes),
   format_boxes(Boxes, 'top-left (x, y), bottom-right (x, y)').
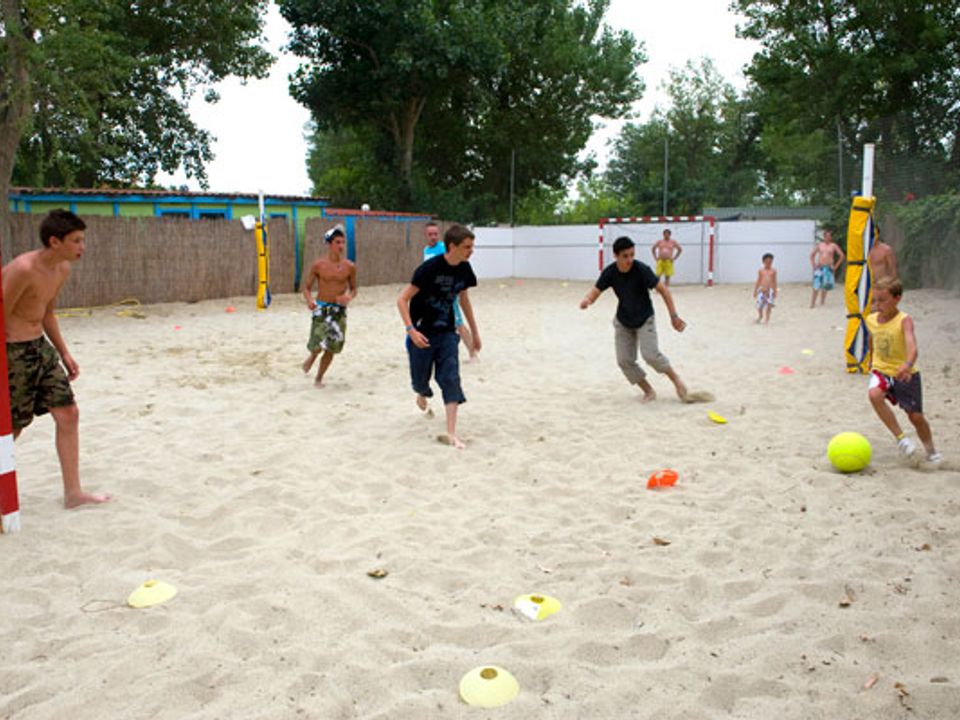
top-left (662, 135), bottom-right (669, 216)
top-left (509, 149), bottom-right (516, 227)
top-left (836, 118), bottom-right (844, 197)
top-left (862, 143), bottom-right (875, 197)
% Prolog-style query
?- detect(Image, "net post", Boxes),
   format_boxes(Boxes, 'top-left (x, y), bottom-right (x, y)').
top-left (706, 216), bottom-right (715, 287)
top-left (598, 218), bottom-right (606, 271)
top-left (0, 263), bottom-right (21, 534)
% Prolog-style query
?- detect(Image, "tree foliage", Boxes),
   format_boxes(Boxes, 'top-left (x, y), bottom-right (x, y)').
top-left (606, 59), bottom-right (761, 214)
top-left (3, 0), bottom-right (272, 190)
top-left (734, 0), bottom-right (960, 201)
top-left (283, 0), bottom-right (644, 218)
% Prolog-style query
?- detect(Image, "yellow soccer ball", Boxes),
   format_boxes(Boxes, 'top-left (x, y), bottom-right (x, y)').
top-left (827, 432), bottom-right (872, 472)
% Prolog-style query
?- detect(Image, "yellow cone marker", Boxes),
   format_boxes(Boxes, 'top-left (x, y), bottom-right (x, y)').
top-left (801, 348), bottom-right (814, 356)
top-left (707, 411), bottom-right (728, 424)
top-left (127, 579), bottom-right (177, 609)
top-left (513, 593), bottom-right (561, 621)
top-left (459, 666), bottom-right (519, 708)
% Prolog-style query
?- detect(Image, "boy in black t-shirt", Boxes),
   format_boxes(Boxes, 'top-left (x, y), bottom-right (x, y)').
top-left (580, 236), bottom-right (690, 402)
top-left (397, 224), bottom-right (481, 449)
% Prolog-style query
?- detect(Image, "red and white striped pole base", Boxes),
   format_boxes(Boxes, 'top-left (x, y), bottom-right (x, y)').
top-left (0, 262), bottom-right (21, 533)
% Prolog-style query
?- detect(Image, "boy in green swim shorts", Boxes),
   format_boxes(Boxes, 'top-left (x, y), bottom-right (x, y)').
top-left (3, 209), bottom-right (111, 508)
top-left (301, 225), bottom-right (358, 387)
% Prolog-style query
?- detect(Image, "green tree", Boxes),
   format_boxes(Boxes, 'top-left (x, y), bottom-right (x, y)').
top-left (1, 0), bottom-right (272, 243)
top-left (734, 0), bottom-right (960, 201)
top-left (284, 0), bottom-right (643, 217)
top-left (606, 58), bottom-right (760, 214)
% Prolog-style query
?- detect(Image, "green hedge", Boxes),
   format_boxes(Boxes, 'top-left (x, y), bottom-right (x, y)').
top-left (882, 193), bottom-right (960, 289)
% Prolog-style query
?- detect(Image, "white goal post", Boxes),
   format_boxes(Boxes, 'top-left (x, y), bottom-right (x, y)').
top-left (598, 215), bottom-right (717, 286)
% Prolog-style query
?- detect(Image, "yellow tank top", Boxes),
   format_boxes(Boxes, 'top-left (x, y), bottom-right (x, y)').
top-left (866, 310), bottom-right (916, 376)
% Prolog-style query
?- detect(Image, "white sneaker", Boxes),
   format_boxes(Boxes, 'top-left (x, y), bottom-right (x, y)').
top-left (927, 451), bottom-right (943, 464)
top-left (897, 437), bottom-right (917, 456)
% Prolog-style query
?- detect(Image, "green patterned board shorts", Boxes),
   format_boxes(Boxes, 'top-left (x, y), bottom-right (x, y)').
top-left (6, 337), bottom-right (76, 430)
top-left (307, 303), bottom-right (347, 354)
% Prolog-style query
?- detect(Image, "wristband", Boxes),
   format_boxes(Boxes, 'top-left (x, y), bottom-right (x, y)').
top-left (670, 313), bottom-right (679, 319)
top-left (405, 324), bottom-right (414, 331)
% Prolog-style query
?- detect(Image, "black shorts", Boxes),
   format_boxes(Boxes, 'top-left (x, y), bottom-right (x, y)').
top-left (870, 370), bottom-right (923, 414)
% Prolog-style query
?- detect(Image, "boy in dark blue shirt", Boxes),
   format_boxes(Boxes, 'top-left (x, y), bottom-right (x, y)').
top-left (397, 224), bottom-right (481, 448)
top-left (581, 236), bottom-right (690, 402)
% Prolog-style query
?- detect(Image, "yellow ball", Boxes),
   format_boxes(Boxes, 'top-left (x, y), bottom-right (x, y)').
top-left (827, 432), bottom-right (872, 472)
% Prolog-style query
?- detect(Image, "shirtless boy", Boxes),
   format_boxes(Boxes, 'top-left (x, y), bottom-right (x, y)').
top-left (809, 230), bottom-right (845, 308)
top-left (651, 229), bottom-right (682, 287)
top-left (301, 225), bottom-right (357, 387)
top-left (868, 237), bottom-right (899, 283)
top-left (3, 209), bottom-right (110, 508)
top-left (754, 253), bottom-right (778, 324)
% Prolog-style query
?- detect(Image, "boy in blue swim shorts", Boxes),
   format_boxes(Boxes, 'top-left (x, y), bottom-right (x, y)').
top-left (809, 230), bottom-right (845, 308)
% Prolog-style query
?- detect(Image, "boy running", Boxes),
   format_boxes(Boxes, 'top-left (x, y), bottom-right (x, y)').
top-left (423, 221), bottom-right (477, 361)
top-left (581, 236), bottom-right (690, 403)
top-left (398, 224), bottom-right (481, 449)
top-left (3, 209), bottom-right (110, 508)
top-left (301, 225), bottom-right (357, 387)
top-left (866, 278), bottom-right (941, 463)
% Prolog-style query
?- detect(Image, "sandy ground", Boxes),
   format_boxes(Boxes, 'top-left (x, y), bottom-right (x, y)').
top-left (1, 279), bottom-right (959, 720)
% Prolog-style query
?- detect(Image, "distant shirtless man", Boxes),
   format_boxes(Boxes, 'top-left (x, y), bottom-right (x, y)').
top-left (2, 209), bottom-right (111, 508)
top-left (651, 229), bottom-right (682, 287)
top-left (868, 237), bottom-right (899, 283)
top-left (301, 225), bottom-right (358, 387)
top-left (809, 230), bottom-right (845, 308)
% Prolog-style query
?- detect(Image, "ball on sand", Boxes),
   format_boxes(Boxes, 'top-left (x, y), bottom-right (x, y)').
top-left (827, 432), bottom-right (872, 472)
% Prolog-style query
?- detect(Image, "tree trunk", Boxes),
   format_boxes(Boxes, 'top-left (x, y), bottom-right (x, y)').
top-left (396, 96), bottom-right (426, 207)
top-left (0, 0), bottom-right (32, 252)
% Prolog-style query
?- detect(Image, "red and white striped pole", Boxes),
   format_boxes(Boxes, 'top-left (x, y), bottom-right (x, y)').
top-left (0, 265), bottom-right (20, 533)
top-left (597, 218), bottom-right (606, 271)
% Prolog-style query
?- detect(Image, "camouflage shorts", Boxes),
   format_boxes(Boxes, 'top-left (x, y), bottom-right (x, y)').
top-left (6, 337), bottom-right (76, 431)
top-left (307, 304), bottom-right (347, 354)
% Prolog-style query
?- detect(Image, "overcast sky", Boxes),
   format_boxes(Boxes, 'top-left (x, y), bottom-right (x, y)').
top-left (157, 1), bottom-right (760, 199)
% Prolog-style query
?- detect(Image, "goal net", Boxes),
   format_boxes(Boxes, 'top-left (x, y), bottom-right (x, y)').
top-left (598, 215), bottom-right (716, 286)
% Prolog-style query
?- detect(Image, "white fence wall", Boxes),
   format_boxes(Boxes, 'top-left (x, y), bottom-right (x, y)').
top-left (473, 220), bottom-right (817, 283)
top-left (468, 227), bottom-right (514, 279)
top-left (714, 220), bottom-right (816, 284)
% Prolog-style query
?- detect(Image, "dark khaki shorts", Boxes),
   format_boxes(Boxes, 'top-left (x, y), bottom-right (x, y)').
top-left (6, 337), bottom-right (75, 430)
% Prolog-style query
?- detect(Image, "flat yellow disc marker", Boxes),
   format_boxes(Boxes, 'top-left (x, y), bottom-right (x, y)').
top-left (707, 411), bottom-right (728, 424)
top-left (459, 666), bottom-right (519, 708)
top-left (513, 593), bottom-right (562, 621)
top-left (127, 579), bottom-right (177, 609)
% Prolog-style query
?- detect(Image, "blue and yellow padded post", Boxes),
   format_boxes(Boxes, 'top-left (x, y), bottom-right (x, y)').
top-left (844, 196), bottom-right (876, 373)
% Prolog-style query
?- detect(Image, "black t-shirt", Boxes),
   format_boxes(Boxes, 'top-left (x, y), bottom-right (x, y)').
top-left (410, 255), bottom-right (477, 334)
top-left (596, 260), bottom-right (660, 328)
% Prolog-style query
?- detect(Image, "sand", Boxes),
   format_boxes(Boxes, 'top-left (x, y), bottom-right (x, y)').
top-left (1, 280), bottom-right (959, 719)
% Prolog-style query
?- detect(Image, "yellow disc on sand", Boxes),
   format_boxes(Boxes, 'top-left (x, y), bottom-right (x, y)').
top-left (707, 411), bottom-right (728, 424)
top-left (459, 666), bottom-right (519, 708)
top-left (827, 432), bottom-right (872, 473)
top-left (127, 579), bottom-right (177, 609)
top-left (801, 348), bottom-right (815, 356)
top-left (513, 593), bottom-right (562, 621)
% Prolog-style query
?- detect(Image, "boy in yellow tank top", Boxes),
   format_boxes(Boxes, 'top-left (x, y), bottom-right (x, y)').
top-left (865, 279), bottom-right (941, 463)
